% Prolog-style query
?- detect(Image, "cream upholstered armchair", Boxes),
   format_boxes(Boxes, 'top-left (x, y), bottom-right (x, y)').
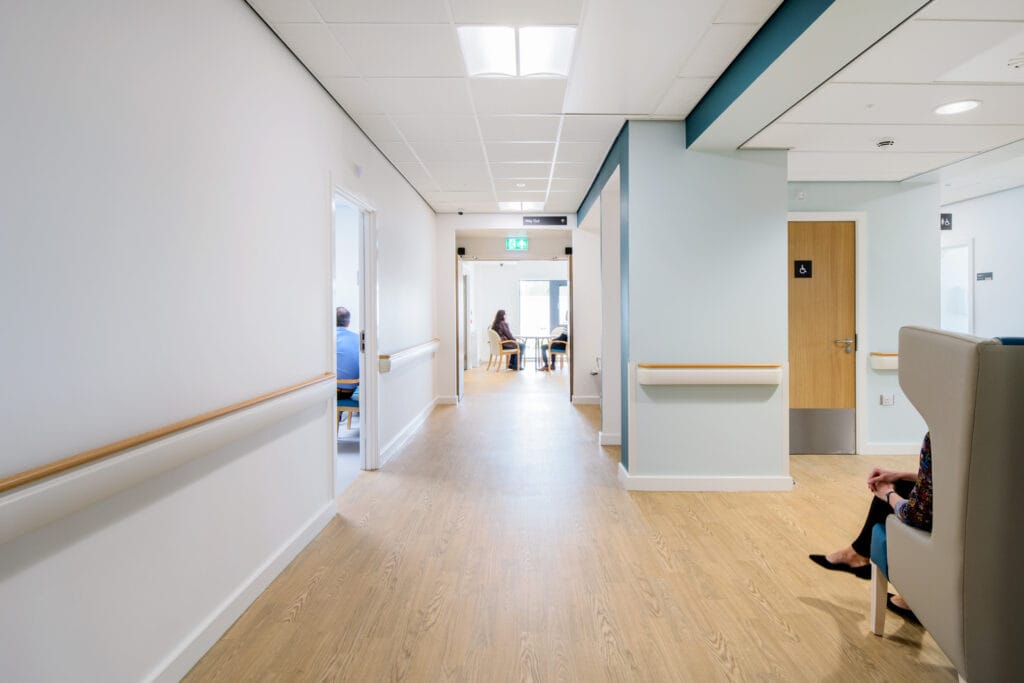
top-left (869, 326), bottom-right (1024, 682)
top-left (486, 328), bottom-right (519, 371)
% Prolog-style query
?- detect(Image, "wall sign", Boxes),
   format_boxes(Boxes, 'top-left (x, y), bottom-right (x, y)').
top-left (505, 237), bottom-right (529, 251)
top-left (940, 213), bottom-right (953, 230)
top-left (977, 272), bottom-right (993, 281)
top-left (794, 260), bottom-right (813, 278)
top-left (523, 216), bottom-right (567, 226)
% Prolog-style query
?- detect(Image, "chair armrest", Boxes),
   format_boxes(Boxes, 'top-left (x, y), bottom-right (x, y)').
top-left (550, 339), bottom-right (568, 350)
top-left (337, 378), bottom-right (359, 386)
top-left (500, 340), bottom-right (519, 349)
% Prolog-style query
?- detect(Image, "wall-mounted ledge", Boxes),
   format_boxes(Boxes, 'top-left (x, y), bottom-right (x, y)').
top-left (870, 352), bottom-right (899, 371)
top-left (636, 363), bottom-right (782, 386)
top-left (379, 338), bottom-right (440, 374)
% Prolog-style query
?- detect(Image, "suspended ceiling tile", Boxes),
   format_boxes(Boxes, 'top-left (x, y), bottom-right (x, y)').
top-left (391, 115), bottom-right (479, 143)
top-left (247, 0), bottom-right (321, 23)
top-left (545, 192), bottom-right (582, 211)
top-left (322, 77), bottom-right (382, 113)
top-left (654, 78), bottom-right (713, 117)
top-left (425, 191), bottom-right (496, 203)
top-left (352, 115), bottom-right (404, 142)
top-left (367, 78), bottom-right (474, 114)
top-left (941, 27), bottom-right (1024, 84)
top-left (272, 23), bottom-right (359, 78)
top-left (435, 202), bottom-right (500, 213)
top-left (376, 140), bottom-right (419, 163)
top-left (833, 20), bottom-right (1024, 84)
top-left (548, 178), bottom-right (588, 192)
top-left (489, 162), bottom-right (553, 179)
top-left (915, 0), bottom-right (1024, 21)
top-left (564, 0), bottom-right (718, 114)
top-left (485, 142), bottom-right (557, 163)
top-left (745, 122), bottom-right (1024, 153)
top-left (678, 23), bottom-right (759, 78)
top-left (411, 140), bottom-right (488, 163)
top-left (328, 24), bottom-right (464, 77)
top-left (495, 178), bottom-right (549, 192)
top-left (478, 116), bottom-right (562, 142)
top-left (428, 162), bottom-right (494, 191)
top-left (495, 191), bottom-right (548, 203)
top-left (394, 162), bottom-right (440, 191)
top-left (470, 79), bottom-right (567, 115)
top-left (559, 115), bottom-right (624, 142)
top-left (714, 0), bottom-right (783, 24)
top-left (311, 0), bottom-right (449, 23)
top-left (552, 162), bottom-right (593, 178)
top-left (449, 0), bottom-right (584, 25)
top-left (787, 151), bottom-right (973, 182)
top-left (554, 141), bottom-right (607, 164)
top-left (780, 83), bottom-right (1024, 125)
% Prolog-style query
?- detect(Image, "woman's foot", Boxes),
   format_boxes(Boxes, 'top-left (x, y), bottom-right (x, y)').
top-left (808, 546), bottom-right (871, 579)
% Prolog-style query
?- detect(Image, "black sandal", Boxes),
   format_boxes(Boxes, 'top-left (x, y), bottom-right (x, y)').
top-left (808, 554), bottom-right (872, 580)
top-left (887, 594), bottom-right (921, 624)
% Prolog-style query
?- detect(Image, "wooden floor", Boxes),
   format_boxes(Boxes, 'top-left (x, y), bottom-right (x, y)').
top-left (186, 369), bottom-right (955, 681)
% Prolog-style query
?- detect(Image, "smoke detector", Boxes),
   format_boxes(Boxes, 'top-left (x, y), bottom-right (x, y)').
top-left (876, 137), bottom-right (895, 149)
top-left (1009, 53), bottom-right (1024, 70)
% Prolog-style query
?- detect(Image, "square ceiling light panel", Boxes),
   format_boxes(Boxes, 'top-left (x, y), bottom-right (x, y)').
top-left (519, 26), bottom-right (576, 76)
top-left (458, 26), bottom-right (517, 76)
top-left (458, 26), bottom-right (577, 77)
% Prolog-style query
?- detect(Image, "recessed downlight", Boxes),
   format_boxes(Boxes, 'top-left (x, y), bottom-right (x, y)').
top-left (934, 100), bottom-right (981, 115)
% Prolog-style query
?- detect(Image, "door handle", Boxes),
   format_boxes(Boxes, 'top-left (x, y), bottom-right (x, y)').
top-left (834, 338), bottom-right (854, 354)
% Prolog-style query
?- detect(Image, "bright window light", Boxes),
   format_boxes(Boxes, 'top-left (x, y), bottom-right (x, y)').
top-left (934, 99), bottom-right (981, 115)
top-left (518, 26), bottom-right (576, 76)
top-left (458, 26), bottom-right (516, 76)
top-left (522, 201), bottom-right (545, 211)
top-left (499, 202), bottom-right (522, 211)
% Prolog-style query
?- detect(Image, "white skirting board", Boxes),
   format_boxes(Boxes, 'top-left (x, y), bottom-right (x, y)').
top-left (379, 398), bottom-right (439, 467)
top-left (434, 395), bottom-right (459, 405)
top-left (152, 501), bottom-right (336, 682)
top-left (618, 463), bottom-right (793, 492)
top-left (572, 395), bottom-right (600, 405)
top-left (599, 432), bottom-right (621, 446)
top-left (857, 443), bottom-right (921, 456)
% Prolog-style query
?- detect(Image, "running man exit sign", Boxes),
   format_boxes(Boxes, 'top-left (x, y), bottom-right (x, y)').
top-left (505, 237), bottom-right (529, 251)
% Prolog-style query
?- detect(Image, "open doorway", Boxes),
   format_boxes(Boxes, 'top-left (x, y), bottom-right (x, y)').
top-left (332, 192), bottom-right (377, 495)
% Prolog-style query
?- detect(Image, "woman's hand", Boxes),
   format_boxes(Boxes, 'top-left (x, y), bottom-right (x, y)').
top-left (866, 468), bottom-right (900, 488)
top-left (871, 481), bottom-right (895, 501)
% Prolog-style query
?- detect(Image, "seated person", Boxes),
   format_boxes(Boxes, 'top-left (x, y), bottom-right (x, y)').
top-left (540, 329), bottom-right (568, 371)
top-left (809, 433), bottom-right (933, 619)
top-left (491, 309), bottom-right (525, 370)
top-left (336, 306), bottom-right (359, 398)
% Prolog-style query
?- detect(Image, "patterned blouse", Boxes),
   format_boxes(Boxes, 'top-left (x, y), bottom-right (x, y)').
top-left (895, 432), bottom-right (933, 531)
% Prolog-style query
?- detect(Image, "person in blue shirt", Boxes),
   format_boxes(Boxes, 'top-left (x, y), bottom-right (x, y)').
top-left (336, 307), bottom-right (359, 398)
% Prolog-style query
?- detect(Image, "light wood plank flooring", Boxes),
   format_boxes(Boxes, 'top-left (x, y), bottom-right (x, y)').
top-left (186, 369), bottom-right (955, 681)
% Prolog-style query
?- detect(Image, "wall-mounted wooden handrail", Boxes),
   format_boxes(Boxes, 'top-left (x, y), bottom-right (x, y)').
top-left (869, 352), bottom-right (898, 357)
top-left (379, 338), bottom-right (440, 373)
top-left (638, 363), bottom-right (782, 369)
top-left (0, 372), bottom-right (335, 495)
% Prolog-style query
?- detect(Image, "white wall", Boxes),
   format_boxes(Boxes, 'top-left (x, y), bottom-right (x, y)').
top-left (470, 261), bottom-right (568, 364)
top-left (572, 205), bottom-right (602, 402)
top-left (941, 185), bottom-right (1024, 337)
top-left (790, 182), bottom-right (940, 450)
top-left (600, 172), bottom-right (623, 441)
top-left (0, 0), bottom-right (436, 679)
top-left (625, 122), bottom-right (790, 488)
top-left (333, 201), bottom-right (361, 332)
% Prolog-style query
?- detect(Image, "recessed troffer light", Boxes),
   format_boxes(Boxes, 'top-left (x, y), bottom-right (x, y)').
top-left (458, 26), bottom-right (576, 77)
top-left (934, 100), bottom-right (981, 115)
top-left (458, 26), bottom-right (516, 76)
top-left (499, 202), bottom-right (522, 211)
top-left (522, 201), bottom-right (545, 211)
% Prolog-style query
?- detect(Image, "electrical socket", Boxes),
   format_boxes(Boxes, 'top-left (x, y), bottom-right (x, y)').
top-left (879, 393), bottom-right (895, 407)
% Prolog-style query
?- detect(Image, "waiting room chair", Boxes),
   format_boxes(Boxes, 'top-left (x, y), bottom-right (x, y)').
top-left (868, 326), bottom-right (1024, 683)
top-left (337, 378), bottom-right (359, 430)
top-left (549, 326), bottom-right (568, 370)
top-left (486, 328), bottom-right (519, 372)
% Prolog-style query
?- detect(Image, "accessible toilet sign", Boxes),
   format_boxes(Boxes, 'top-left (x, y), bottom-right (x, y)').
top-left (794, 260), bottom-right (812, 278)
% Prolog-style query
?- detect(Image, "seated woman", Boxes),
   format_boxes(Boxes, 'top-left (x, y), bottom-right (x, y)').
top-left (491, 309), bottom-right (526, 370)
top-left (809, 433), bottom-right (933, 618)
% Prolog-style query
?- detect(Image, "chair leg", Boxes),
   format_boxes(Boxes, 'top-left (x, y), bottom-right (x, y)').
top-left (870, 563), bottom-right (887, 636)
top-left (347, 410), bottom-right (353, 430)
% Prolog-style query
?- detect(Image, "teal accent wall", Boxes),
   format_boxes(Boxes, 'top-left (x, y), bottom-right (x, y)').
top-left (685, 0), bottom-right (834, 147)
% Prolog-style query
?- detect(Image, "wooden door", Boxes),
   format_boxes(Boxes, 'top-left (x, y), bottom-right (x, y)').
top-left (789, 221), bottom-right (856, 452)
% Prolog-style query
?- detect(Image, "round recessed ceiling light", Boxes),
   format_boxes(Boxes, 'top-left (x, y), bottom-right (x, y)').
top-left (515, 182), bottom-right (527, 188)
top-left (934, 99), bottom-right (981, 115)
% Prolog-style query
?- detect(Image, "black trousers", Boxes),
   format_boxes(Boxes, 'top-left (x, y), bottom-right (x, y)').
top-left (851, 479), bottom-right (915, 557)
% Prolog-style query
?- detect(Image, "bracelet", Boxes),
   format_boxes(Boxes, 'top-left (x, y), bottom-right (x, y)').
top-left (885, 490), bottom-right (896, 505)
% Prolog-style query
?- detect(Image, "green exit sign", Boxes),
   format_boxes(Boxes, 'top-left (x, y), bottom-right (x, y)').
top-left (505, 237), bottom-right (529, 251)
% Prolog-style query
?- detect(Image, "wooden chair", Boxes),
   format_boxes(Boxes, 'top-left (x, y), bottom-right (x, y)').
top-left (336, 378), bottom-right (359, 430)
top-left (868, 327), bottom-right (1024, 683)
top-left (487, 328), bottom-right (519, 371)
top-left (548, 326), bottom-right (568, 370)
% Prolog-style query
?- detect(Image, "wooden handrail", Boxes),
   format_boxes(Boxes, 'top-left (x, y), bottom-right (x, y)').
top-left (378, 338), bottom-right (441, 361)
top-left (869, 352), bottom-right (898, 357)
top-left (0, 372), bottom-right (335, 495)
top-left (637, 363), bottom-right (781, 369)
top-left (379, 338), bottom-right (440, 373)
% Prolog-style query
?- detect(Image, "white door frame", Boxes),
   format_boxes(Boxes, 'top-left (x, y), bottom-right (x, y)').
top-left (331, 183), bottom-right (380, 472)
top-left (787, 211), bottom-right (867, 455)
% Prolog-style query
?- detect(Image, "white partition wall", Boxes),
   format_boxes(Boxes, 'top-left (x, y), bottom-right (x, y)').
top-left (572, 204), bottom-right (602, 404)
top-left (620, 122), bottom-right (791, 491)
top-left (600, 171), bottom-right (623, 445)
